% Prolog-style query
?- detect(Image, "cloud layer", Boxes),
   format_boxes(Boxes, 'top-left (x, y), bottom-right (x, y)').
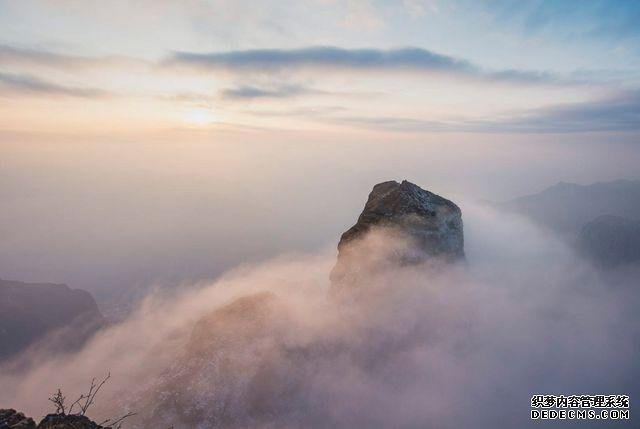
top-left (0, 41), bottom-right (637, 134)
top-left (220, 83), bottom-right (323, 100)
top-left (0, 71), bottom-right (106, 98)
top-left (1, 203), bottom-right (639, 428)
top-left (167, 46), bottom-right (569, 86)
top-left (330, 90), bottom-right (640, 133)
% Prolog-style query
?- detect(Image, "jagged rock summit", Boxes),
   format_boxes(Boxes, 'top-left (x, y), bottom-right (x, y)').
top-left (337, 180), bottom-right (464, 255)
top-left (331, 180), bottom-right (464, 288)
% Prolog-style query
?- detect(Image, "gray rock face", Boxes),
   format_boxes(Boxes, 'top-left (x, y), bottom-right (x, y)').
top-left (331, 180), bottom-right (464, 288)
top-left (0, 279), bottom-right (106, 361)
top-left (577, 215), bottom-right (640, 268)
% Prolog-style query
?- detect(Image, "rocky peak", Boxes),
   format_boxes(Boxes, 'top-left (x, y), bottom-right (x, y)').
top-left (331, 180), bottom-right (464, 289)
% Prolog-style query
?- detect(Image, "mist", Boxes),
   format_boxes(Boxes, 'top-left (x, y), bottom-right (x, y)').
top-left (1, 198), bottom-right (638, 428)
top-left (1, 132), bottom-right (639, 307)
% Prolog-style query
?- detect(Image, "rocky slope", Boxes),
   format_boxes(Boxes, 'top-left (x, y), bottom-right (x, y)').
top-left (136, 291), bottom-right (303, 428)
top-left (0, 279), bottom-right (106, 362)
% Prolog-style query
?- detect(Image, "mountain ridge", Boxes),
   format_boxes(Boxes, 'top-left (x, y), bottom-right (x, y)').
top-left (498, 179), bottom-right (640, 237)
top-left (0, 279), bottom-right (106, 362)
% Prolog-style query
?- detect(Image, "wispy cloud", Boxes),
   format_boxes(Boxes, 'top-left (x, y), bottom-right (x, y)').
top-left (167, 46), bottom-right (472, 72)
top-left (221, 84), bottom-right (322, 100)
top-left (0, 72), bottom-right (107, 98)
top-left (166, 46), bottom-right (572, 86)
top-left (0, 44), bottom-right (147, 70)
top-left (330, 90), bottom-right (640, 134)
top-left (0, 45), bottom-right (90, 68)
top-left (493, 89), bottom-right (640, 133)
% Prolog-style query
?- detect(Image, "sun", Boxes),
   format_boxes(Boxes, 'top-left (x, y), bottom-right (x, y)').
top-left (182, 108), bottom-right (216, 127)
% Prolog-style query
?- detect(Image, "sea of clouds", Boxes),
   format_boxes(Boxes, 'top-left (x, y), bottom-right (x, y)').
top-left (2, 203), bottom-right (639, 428)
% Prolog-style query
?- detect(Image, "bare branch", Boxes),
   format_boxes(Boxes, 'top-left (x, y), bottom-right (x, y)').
top-left (48, 372), bottom-right (138, 428)
top-left (67, 393), bottom-right (86, 415)
top-left (100, 411), bottom-right (136, 429)
top-left (79, 372), bottom-right (110, 416)
top-left (48, 389), bottom-right (66, 414)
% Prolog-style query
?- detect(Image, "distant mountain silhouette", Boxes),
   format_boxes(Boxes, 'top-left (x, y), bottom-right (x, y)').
top-left (500, 179), bottom-right (640, 237)
top-left (0, 279), bottom-right (105, 362)
top-left (577, 215), bottom-right (640, 268)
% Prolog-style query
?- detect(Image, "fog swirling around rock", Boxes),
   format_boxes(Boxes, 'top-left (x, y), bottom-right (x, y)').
top-left (1, 181), bottom-right (639, 429)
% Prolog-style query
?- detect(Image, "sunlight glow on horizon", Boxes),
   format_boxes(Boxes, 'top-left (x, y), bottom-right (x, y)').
top-left (0, 1), bottom-right (638, 139)
top-left (181, 108), bottom-right (219, 127)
